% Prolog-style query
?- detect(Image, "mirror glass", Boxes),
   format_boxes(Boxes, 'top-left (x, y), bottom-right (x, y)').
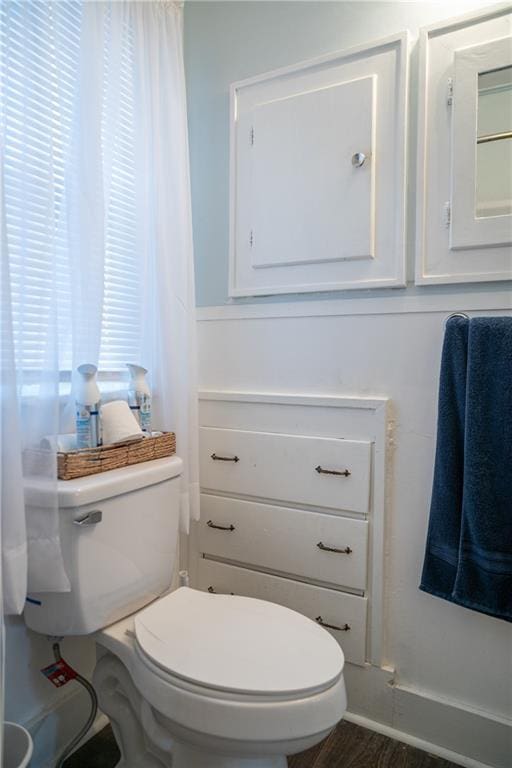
top-left (476, 66), bottom-right (512, 218)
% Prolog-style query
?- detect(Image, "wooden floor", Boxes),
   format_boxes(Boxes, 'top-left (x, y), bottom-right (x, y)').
top-left (65, 721), bottom-right (462, 768)
top-left (288, 721), bottom-right (460, 768)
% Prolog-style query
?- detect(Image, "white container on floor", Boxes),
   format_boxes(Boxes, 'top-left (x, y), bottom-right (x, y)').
top-left (3, 722), bottom-right (33, 768)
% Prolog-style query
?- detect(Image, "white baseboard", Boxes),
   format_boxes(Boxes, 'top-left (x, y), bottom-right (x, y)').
top-left (344, 712), bottom-right (493, 768)
top-left (343, 663), bottom-right (511, 768)
top-left (24, 685), bottom-right (108, 768)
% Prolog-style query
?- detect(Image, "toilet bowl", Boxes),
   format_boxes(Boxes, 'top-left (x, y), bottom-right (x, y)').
top-left (23, 458), bottom-right (346, 767)
top-left (94, 587), bottom-right (347, 768)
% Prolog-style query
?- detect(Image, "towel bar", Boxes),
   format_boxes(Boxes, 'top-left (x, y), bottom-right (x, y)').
top-left (445, 312), bottom-right (469, 326)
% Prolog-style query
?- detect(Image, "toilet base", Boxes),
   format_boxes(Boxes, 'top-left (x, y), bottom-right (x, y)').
top-left (93, 650), bottom-right (334, 768)
top-left (94, 653), bottom-right (289, 768)
top-left (172, 742), bottom-right (287, 768)
top-left (114, 745), bottom-right (286, 768)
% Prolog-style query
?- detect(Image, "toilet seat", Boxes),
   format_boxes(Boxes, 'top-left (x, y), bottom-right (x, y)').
top-left (96, 587), bottom-right (347, 751)
top-left (134, 587), bottom-right (344, 697)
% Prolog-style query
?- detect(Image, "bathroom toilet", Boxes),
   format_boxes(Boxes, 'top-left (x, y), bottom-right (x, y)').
top-left (24, 457), bottom-right (346, 768)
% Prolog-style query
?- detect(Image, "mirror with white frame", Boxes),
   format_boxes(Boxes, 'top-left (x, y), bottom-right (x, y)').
top-left (416, 4), bottom-right (512, 286)
top-left (476, 65), bottom-right (512, 219)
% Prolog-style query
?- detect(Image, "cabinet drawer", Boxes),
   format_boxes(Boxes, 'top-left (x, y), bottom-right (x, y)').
top-left (200, 428), bottom-right (371, 514)
top-left (196, 559), bottom-right (368, 666)
top-left (199, 494), bottom-right (368, 591)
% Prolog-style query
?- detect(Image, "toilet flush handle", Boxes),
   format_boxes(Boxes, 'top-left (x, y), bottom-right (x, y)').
top-left (73, 510), bottom-right (102, 526)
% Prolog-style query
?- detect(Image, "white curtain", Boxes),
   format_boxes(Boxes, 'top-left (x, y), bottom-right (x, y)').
top-left (1, 0), bottom-right (199, 623)
top-left (108, 0), bottom-right (200, 530)
top-left (0, 151), bottom-right (27, 619)
top-left (1, 1), bottom-right (71, 615)
top-left (83, 0), bottom-right (200, 531)
top-left (131, 1), bottom-right (200, 531)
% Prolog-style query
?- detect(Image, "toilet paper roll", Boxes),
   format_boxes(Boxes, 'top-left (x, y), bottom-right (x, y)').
top-left (101, 400), bottom-right (144, 445)
top-left (40, 434), bottom-right (77, 452)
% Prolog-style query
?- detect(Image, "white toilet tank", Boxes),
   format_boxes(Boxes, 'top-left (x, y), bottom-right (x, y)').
top-left (24, 456), bottom-right (183, 636)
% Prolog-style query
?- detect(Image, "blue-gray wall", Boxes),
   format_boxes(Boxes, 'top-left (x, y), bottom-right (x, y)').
top-left (184, 0), bottom-right (506, 307)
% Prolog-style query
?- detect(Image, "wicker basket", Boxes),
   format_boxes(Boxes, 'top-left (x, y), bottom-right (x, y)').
top-left (57, 432), bottom-right (176, 480)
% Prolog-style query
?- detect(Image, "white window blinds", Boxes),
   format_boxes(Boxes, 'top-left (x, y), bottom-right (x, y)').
top-left (0, 0), bottom-right (141, 373)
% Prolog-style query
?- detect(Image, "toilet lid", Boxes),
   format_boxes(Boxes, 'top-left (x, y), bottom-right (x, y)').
top-left (134, 587), bottom-right (344, 696)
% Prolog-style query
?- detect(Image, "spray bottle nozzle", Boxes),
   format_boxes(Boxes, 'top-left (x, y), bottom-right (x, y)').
top-left (77, 363), bottom-right (98, 379)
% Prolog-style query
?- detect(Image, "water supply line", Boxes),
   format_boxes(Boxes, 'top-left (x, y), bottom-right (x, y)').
top-left (50, 574), bottom-right (190, 766)
top-left (52, 642), bottom-right (98, 768)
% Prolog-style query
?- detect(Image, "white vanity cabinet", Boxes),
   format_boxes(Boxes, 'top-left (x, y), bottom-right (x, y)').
top-left (190, 393), bottom-right (388, 668)
top-left (416, 4), bottom-right (512, 285)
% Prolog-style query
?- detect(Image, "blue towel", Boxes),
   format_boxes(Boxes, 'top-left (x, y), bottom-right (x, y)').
top-left (420, 317), bottom-right (469, 602)
top-left (420, 316), bottom-right (512, 622)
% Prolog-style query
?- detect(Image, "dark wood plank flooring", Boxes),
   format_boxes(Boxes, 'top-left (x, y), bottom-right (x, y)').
top-left (288, 721), bottom-right (459, 767)
top-left (64, 721), bottom-right (462, 768)
top-left (64, 726), bottom-right (120, 768)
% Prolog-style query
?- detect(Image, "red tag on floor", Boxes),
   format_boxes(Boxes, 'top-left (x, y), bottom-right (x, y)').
top-left (41, 659), bottom-right (78, 688)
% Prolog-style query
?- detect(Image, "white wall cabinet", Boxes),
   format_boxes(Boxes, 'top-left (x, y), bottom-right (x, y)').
top-left (416, 4), bottom-right (512, 285)
top-left (230, 34), bottom-right (408, 296)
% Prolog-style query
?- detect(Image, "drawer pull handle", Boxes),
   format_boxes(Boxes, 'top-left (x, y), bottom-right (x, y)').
top-left (315, 465), bottom-right (351, 477)
top-left (208, 586), bottom-right (234, 595)
top-left (211, 453), bottom-right (239, 463)
top-left (316, 616), bottom-right (351, 632)
top-left (207, 519), bottom-right (235, 532)
top-left (317, 541), bottom-right (352, 555)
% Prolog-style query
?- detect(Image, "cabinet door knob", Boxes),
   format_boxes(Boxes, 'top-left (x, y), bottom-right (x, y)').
top-left (211, 453), bottom-right (239, 463)
top-left (317, 541), bottom-right (352, 554)
top-left (351, 151), bottom-right (367, 167)
top-left (316, 616), bottom-right (351, 632)
top-left (207, 519), bottom-right (235, 532)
